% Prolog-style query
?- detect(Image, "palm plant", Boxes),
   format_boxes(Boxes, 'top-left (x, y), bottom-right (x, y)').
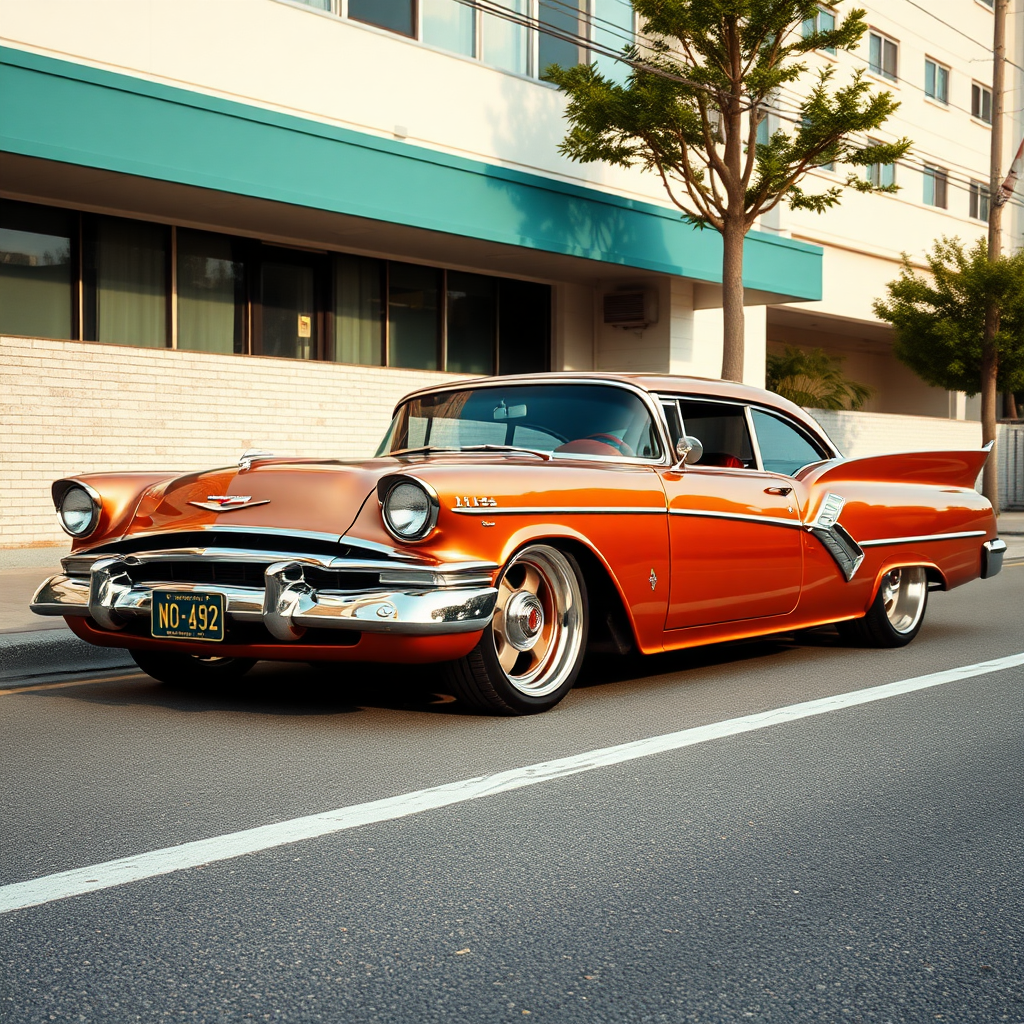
top-left (766, 346), bottom-right (873, 410)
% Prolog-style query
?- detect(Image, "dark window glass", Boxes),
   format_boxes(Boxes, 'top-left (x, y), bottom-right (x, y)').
top-left (539, 0), bottom-right (586, 78)
top-left (677, 400), bottom-right (755, 468)
top-left (0, 200), bottom-right (74, 340)
top-left (260, 254), bottom-right (317, 360)
top-left (333, 254), bottom-right (384, 365)
top-left (177, 229), bottom-right (246, 354)
top-left (446, 271), bottom-right (496, 374)
top-left (84, 216), bottom-right (168, 347)
top-left (389, 262), bottom-right (441, 370)
top-left (497, 279), bottom-right (550, 375)
top-left (348, 0), bottom-right (413, 37)
top-left (750, 408), bottom-right (828, 475)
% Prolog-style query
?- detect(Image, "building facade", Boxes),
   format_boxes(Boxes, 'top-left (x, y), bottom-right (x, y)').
top-left (1, 0), bottom-right (1018, 545)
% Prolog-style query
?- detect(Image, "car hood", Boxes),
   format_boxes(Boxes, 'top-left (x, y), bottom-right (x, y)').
top-left (122, 458), bottom-right (391, 542)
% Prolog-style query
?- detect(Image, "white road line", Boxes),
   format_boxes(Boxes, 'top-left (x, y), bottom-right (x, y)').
top-left (2, 651), bottom-right (1023, 916)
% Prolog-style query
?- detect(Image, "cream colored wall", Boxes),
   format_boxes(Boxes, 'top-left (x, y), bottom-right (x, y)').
top-left (809, 408), bottom-right (982, 459)
top-left (0, 335), bottom-right (468, 548)
top-left (552, 282), bottom-right (594, 371)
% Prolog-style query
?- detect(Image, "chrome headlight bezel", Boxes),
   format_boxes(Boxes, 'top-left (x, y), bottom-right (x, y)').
top-left (378, 477), bottom-right (440, 542)
top-left (53, 481), bottom-right (102, 539)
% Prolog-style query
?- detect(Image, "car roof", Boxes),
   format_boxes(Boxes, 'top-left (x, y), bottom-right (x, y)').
top-left (396, 371), bottom-right (831, 446)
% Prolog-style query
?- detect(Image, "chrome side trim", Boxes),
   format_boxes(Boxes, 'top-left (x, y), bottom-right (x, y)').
top-left (859, 530), bottom-right (987, 548)
top-left (810, 523), bottom-right (865, 582)
top-left (451, 505), bottom-right (667, 515)
top-left (982, 538), bottom-right (1007, 579)
top-left (668, 508), bottom-right (803, 530)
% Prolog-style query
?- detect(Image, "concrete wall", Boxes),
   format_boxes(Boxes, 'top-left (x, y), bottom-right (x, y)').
top-left (808, 408), bottom-right (982, 458)
top-left (0, 335), bottom-right (467, 548)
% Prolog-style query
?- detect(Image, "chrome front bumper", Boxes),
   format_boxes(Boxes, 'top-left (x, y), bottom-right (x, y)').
top-left (31, 550), bottom-right (499, 640)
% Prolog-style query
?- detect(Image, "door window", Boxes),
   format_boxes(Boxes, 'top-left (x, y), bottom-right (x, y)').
top-left (750, 408), bottom-right (829, 476)
top-left (677, 400), bottom-right (755, 468)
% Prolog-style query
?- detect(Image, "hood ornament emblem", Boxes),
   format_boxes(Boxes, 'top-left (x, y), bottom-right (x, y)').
top-left (238, 449), bottom-right (275, 472)
top-left (189, 495), bottom-right (271, 513)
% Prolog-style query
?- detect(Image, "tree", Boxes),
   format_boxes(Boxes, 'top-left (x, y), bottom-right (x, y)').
top-left (874, 236), bottom-right (1024, 506)
top-left (766, 345), bottom-right (873, 409)
top-left (546, 0), bottom-right (910, 383)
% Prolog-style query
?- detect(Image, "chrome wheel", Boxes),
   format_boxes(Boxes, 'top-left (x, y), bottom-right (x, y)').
top-left (492, 546), bottom-right (585, 697)
top-left (880, 567), bottom-right (928, 634)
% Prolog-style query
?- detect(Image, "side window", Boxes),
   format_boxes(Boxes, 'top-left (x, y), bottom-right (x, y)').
top-left (677, 400), bottom-right (755, 469)
top-left (750, 409), bottom-right (828, 476)
top-left (661, 401), bottom-right (683, 450)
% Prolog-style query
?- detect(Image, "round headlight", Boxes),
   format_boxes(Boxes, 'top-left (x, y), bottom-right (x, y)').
top-left (58, 485), bottom-right (99, 537)
top-left (383, 482), bottom-right (435, 540)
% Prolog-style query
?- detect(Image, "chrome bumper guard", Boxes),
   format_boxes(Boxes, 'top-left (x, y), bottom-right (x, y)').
top-left (981, 538), bottom-right (1007, 579)
top-left (31, 550), bottom-right (499, 640)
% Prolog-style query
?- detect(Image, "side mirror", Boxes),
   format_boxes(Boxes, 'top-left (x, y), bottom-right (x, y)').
top-left (672, 435), bottom-right (703, 470)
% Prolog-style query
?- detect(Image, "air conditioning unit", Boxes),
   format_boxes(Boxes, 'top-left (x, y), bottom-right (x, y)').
top-left (603, 290), bottom-right (659, 329)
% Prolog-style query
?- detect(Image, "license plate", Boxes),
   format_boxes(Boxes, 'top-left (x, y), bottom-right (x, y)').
top-left (151, 591), bottom-right (225, 642)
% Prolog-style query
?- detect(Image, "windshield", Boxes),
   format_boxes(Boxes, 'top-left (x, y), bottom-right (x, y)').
top-left (376, 384), bottom-right (663, 461)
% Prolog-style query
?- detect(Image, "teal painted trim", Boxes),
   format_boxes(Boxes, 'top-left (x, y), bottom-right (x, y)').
top-left (0, 46), bottom-right (821, 300)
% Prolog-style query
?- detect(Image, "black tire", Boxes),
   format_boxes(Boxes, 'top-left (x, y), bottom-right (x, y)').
top-left (130, 649), bottom-right (257, 687)
top-left (836, 566), bottom-right (929, 648)
top-left (443, 544), bottom-right (589, 715)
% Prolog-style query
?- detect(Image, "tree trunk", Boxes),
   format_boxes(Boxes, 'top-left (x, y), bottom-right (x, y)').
top-left (1004, 391), bottom-right (1019, 419)
top-left (720, 217), bottom-right (746, 382)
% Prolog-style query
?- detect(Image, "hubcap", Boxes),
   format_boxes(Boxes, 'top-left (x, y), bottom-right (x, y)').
top-left (881, 566), bottom-right (927, 634)
top-left (491, 546), bottom-right (583, 698)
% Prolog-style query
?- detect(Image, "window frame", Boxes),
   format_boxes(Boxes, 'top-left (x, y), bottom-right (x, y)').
top-left (969, 180), bottom-right (991, 222)
top-left (922, 164), bottom-right (949, 208)
top-left (802, 6), bottom-right (837, 55)
top-left (868, 29), bottom-right (899, 82)
top-left (864, 137), bottom-right (896, 188)
top-left (972, 82), bottom-right (993, 124)
top-left (924, 57), bottom-right (950, 105)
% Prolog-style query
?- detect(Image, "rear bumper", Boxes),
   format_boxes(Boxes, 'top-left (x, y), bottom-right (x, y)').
top-left (981, 538), bottom-right (1007, 579)
top-left (31, 554), bottom-right (498, 641)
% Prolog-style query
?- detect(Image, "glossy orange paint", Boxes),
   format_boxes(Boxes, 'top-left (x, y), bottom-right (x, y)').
top-left (48, 372), bottom-right (999, 668)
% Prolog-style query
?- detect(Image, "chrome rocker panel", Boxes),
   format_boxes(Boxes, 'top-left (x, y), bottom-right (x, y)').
top-left (32, 552), bottom-right (499, 640)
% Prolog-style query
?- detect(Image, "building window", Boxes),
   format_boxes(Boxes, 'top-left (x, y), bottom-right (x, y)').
top-left (591, 0), bottom-right (634, 85)
top-left (970, 181), bottom-right (991, 221)
top-left (802, 7), bottom-right (836, 55)
top-left (868, 31), bottom-right (898, 82)
top-left (756, 115), bottom-right (770, 147)
top-left (446, 271), bottom-right (497, 374)
top-left (925, 58), bottom-right (949, 104)
top-left (333, 253), bottom-right (385, 366)
top-left (177, 229), bottom-right (247, 354)
top-left (539, 0), bottom-right (587, 79)
top-left (922, 165), bottom-right (948, 208)
top-left (388, 261), bottom-right (442, 370)
top-left (348, 0), bottom-right (414, 37)
top-left (497, 279), bottom-right (550, 375)
top-left (864, 139), bottom-right (895, 187)
top-left (422, 0), bottom-right (476, 56)
top-left (84, 216), bottom-right (169, 348)
top-left (972, 82), bottom-right (993, 123)
top-left (481, 0), bottom-right (529, 76)
top-left (0, 199), bottom-right (75, 341)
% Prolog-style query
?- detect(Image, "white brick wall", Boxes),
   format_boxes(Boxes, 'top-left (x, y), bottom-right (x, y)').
top-left (0, 336), bottom-right (467, 548)
top-left (808, 408), bottom-right (982, 459)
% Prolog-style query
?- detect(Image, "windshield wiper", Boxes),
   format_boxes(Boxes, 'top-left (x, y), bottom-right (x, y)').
top-left (390, 444), bottom-right (551, 461)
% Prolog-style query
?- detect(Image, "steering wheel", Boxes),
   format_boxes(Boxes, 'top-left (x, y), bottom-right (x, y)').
top-left (584, 433), bottom-right (635, 457)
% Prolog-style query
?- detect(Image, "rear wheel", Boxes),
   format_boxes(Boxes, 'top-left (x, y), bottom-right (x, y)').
top-left (836, 566), bottom-right (928, 648)
top-left (443, 544), bottom-right (588, 715)
top-left (130, 650), bottom-right (257, 687)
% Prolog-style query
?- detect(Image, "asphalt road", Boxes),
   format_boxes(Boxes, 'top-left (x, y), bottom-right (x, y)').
top-left (1, 566), bottom-right (1023, 1023)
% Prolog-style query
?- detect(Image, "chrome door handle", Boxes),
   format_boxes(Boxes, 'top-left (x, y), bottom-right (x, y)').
top-left (764, 486), bottom-right (792, 496)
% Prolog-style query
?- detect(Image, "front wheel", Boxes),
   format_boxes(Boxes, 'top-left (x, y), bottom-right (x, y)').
top-left (443, 544), bottom-right (588, 715)
top-left (836, 566), bottom-right (929, 648)
top-left (130, 649), bottom-right (257, 687)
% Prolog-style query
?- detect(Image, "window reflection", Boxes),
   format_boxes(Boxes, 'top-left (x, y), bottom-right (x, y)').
top-left (482, 0), bottom-right (528, 75)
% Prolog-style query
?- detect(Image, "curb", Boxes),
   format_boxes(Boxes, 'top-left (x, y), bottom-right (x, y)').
top-left (0, 628), bottom-right (134, 684)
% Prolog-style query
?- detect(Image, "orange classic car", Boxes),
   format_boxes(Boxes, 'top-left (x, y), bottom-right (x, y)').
top-left (32, 373), bottom-right (1005, 714)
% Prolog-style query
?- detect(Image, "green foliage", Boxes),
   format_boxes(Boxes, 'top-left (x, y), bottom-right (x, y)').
top-left (766, 345), bottom-right (873, 409)
top-left (874, 237), bottom-right (1024, 396)
top-left (545, 0), bottom-right (911, 231)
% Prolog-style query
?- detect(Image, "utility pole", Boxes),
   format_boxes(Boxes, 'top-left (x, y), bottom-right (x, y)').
top-left (983, 0), bottom-right (1008, 510)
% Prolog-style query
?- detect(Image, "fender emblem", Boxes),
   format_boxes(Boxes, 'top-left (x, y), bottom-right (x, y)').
top-left (453, 496), bottom-right (498, 510)
top-left (189, 495), bottom-right (271, 513)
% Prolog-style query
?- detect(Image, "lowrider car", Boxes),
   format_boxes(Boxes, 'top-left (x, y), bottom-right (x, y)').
top-left (32, 373), bottom-right (1006, 714)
